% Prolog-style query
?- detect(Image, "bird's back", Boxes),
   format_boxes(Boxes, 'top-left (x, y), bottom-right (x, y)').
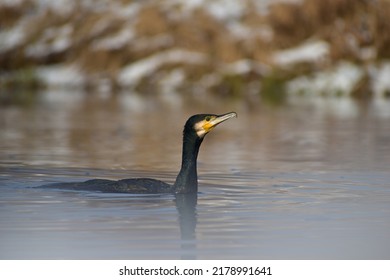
top-left (38, 178), bottom-right (173, 194)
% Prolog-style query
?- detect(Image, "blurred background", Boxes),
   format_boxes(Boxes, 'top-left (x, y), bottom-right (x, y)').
top-left (1, 0), bottom-right (390, 98)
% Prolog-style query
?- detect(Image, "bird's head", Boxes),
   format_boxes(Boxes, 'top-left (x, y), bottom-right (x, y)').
top-left (185, 112), bottom-right (237, 139)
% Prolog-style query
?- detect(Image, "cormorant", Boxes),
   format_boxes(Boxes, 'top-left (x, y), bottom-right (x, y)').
top-left (38, 112), bottom-right (237, 194)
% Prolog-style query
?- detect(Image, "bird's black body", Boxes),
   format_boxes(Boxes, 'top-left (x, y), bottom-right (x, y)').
top-left (41, 178), bottom-right (173, 194)
top-left (38, 112), bottom-right (236, 194)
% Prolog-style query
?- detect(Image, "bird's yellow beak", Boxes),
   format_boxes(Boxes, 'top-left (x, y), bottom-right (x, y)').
top-left (204, 112), bottom-right (237, 131)
top-left (196, 112), bottom-right (237, 137)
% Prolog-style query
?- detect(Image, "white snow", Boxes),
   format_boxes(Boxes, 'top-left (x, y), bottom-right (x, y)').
top-left (164, 0), bottom-right (273, 21)
top-left (89, 18), bottom-right (114, 38)
top-left (116, 2), bottom-right (141, 18)
top-left (206, 0), bottom-right (245, 21)
top-left (35, 0), bottom-right (76, 15)
top-left (273, 40), bottom-right (329, 66)
top-left (36, 65), bottom-right (86, 87)
top-left (25, 25), bottom-right (73, 58)
top-left (118, 49), bottom-right (207, 87)
top-left (164, 0), bottom-right (205, 11)
top-left (92, 28), bottom-right (135, 51)
top-left (287, 61), bottom-right (364, 96)
top-left (223, 59), bottom-right (269, 75)
top-left (0, 26), bottom-right (26, 52)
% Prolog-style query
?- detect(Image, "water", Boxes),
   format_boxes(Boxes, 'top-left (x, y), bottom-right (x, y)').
top-left (1, 89), bottom-right (390, 259)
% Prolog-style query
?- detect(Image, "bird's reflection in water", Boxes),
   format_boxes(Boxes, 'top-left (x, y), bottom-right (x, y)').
top-left (175, 193), bottom-right (198, 259)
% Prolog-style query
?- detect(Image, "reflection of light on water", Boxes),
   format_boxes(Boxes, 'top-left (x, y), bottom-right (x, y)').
top-left (289, 95), bottom-right (390, 120)
top-left (118, 91), bottom-right (147, 113)
top-left (370, 62), bottom-right (390, 98)
top-left (372, 98), bottom-right (390, 119)
top-left (288, 96), bottom-right (359, 119)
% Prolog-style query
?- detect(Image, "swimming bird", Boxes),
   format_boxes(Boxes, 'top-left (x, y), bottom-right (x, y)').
top-left (38, 112), bottom-right (237, 194)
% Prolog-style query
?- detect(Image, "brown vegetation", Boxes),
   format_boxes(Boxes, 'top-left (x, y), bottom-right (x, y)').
top-left (1, 0), bottom-right (390, 97)
top-left (268, 0), bottom-right (390, 62)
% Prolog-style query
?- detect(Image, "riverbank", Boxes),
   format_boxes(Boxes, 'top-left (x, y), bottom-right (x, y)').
top-left (1, 0), bottom-right (390, 98)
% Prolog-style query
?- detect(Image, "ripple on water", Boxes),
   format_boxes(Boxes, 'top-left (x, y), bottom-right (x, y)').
top-left (1, 165), bottom-right (390, 259)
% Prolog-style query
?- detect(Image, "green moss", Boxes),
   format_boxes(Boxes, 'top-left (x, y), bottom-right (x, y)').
top-left (260, 72), bottom-right (287, 105)
top-left (0, 67), bottom-right (42, 90)
top-left (0, 67), bottom-right (42, 106)
top-left (223, 75), bottom-right (246, 97)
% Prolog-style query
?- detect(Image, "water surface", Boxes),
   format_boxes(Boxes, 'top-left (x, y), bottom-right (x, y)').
top-left (1, 90), bottom-right (390, 259)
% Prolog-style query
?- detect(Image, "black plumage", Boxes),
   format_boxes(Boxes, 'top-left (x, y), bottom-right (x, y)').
top-left (38, 112), bottom-right (237, 194)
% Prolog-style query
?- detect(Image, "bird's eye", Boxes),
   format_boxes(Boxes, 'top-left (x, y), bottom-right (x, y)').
top-left (205, 116), bottom-right (211, 121)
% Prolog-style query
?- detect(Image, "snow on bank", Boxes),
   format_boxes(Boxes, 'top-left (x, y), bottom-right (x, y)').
top-left (273, 40), bottom-right (329, 66)
top-left (286, 61), bottom-right (364, 96)
top-left (26, 25), bottom-right (73, 58)
top-left (117, 49), bottom-right (207, 87)
top-left (0, 25), bottom-right (26, 52)
top-left (229, 59), bottom-right (269, 75)
top-left (287, 60), bottom-right (390, 97)
top-left (165, 0), bottom-right (245, 20)
top-left (36, 65), bottom-right (86, 87)
top-left (92, 28), bottom-right (135, 51)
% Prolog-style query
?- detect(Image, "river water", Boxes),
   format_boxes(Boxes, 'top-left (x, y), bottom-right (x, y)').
top-left (1, 89), bottom-right (390, 259)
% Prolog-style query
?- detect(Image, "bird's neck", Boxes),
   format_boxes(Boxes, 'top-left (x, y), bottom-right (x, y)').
top-left (174, 135), bottom-right (203, 193)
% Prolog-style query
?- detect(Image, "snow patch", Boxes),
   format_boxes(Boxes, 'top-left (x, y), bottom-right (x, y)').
top-left (206, 0), bottom-right (245, 21)
top-left (89, 18), bottom-right (115, 37)
top-left (25, 25), bottom-right (73, 58)
top-left (164, 0), bottom-right (205, 11)
top-left (164, 0), bottom-right (246, 23)
top-left (273, 40), bottom-right (329, 66)
top-left (287, 61), bottom-right (364, 96)
top-left (223, 59), bottom-right (269, 75)
top-left (116, 2), bottom-right (141, 18)
top-left (36, 0), bottom-right (76, 15)
top-left (93, 28), bottom-right (135, 50)
top-left (118, 49), bottom-right (207, 87)
top-left (0, 26), bottom-right (26, 52)
top-left (37, 65), bottom-right (86, 87)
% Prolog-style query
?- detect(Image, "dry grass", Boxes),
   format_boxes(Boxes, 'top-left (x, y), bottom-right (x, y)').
top-left (0, 1), bottom-right (33, 29)
top-left (268, 0), bottom-right (390, 62)
top-left (1, 0), bottom-right (390, 95)
top-left (268, 0), bottom-right (362, 48)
